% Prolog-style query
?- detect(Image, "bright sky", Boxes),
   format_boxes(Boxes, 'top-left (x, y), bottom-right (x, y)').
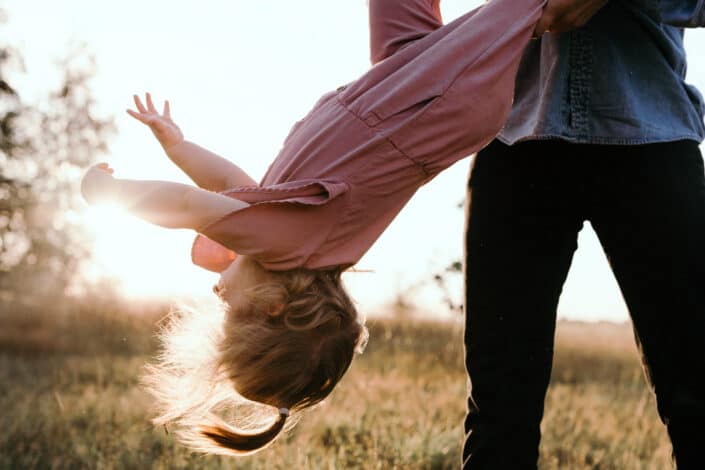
top-left (5, 0), bottom-right (705, 321)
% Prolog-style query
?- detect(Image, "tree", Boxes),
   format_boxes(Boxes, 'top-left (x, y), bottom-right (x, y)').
top-left (0, 14), bottom-right (115, 306)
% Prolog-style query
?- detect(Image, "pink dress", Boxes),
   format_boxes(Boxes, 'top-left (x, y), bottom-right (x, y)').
top-left (192, 0), bottom-right (546, 272)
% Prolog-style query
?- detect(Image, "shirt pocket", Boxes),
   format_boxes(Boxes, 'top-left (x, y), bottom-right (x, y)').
top-left (361, 92), bottom-right (443, 127)
top-left (340, 69), bottom-right (446, 128)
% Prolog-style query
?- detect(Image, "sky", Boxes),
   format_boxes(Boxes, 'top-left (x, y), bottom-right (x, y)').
top-left (4, 0), bottom-right (705, 321)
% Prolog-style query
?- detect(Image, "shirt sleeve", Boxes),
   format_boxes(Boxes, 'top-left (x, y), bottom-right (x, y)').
top-left (191, 179), bottom-right (349, 272)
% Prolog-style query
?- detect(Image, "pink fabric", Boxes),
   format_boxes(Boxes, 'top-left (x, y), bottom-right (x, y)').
top-left (192, 0), bottom-right (546, 272)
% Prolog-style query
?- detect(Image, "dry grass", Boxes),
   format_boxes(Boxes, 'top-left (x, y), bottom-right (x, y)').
top-left (0, 303), bottom-right (673, 469)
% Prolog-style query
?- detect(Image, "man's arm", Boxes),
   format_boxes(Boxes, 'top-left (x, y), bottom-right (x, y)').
top-left (534, 0), bottom-right (705, 34)
top-left (624, 0), bottom-right (705, 27)
top-left (81, 163), bottom-right (249, 231)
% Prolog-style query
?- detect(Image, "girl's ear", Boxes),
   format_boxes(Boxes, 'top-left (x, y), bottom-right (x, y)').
top-left (268, 303), bottom-right (285, 317)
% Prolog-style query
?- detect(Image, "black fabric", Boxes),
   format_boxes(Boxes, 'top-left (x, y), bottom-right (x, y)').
top-left (462, 138), bottom-right (705, 469)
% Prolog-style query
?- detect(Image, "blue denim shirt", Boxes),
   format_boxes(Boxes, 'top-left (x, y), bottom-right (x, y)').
top-left (499, 0), bottom-right (705, 145)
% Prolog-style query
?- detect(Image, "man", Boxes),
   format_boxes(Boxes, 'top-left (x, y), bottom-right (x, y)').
top-left (463, 0), bottom-right (705, 468)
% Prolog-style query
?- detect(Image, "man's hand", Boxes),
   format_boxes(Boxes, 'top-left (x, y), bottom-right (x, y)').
top-left (127, 93), bottom-right (184, 150)
top-left (533, 0), bottom-right (608, 37)
top-left (81, 163), bottom-right (116, 204)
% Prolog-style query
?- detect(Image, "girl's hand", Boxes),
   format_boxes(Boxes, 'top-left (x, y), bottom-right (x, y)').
top-left (126, 92), bottom-right (184, 150)
top-left (81, 162), bottom-right (116, 204)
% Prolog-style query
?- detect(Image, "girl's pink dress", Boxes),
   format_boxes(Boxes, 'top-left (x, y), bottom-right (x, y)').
top-left (192, 0), bottom-right (546, 272)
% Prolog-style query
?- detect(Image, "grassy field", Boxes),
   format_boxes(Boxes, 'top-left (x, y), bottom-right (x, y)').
top-left (0, 302), bottom-right (674, 469)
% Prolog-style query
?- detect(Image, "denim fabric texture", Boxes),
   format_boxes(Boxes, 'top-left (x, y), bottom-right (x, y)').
top-left (499, 0), bottom-right (705, 145)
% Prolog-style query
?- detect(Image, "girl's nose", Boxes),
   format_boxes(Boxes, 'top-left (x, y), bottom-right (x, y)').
top-left (213, 284), bottom-right (221, 295)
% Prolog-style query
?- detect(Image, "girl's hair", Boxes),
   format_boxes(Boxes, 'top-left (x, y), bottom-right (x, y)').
top-left (143, 266), bottom-right (368, 457)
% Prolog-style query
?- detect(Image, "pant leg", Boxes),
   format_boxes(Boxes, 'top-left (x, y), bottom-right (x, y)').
top-left (369, 0), bottom-right (442, 65)
top-left (463, 139), bottom-right (585, 469)
top-left (589, 140), bottom-right (705, 470)
top-left (343, 0), bottom-right (546, 144)
top-left (369, 0), bottom-right (548, 177)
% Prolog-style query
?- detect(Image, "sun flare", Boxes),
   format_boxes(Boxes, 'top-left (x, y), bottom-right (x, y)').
top-left (81, 203), bottom-right (215, 300)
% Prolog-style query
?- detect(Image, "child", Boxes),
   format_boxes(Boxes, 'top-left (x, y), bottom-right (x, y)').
top-left (81, 0), bottom-right (546, 456)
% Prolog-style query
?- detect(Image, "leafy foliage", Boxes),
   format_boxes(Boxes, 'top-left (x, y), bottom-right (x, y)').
top-left (0, 30), bottom-right (115, 303)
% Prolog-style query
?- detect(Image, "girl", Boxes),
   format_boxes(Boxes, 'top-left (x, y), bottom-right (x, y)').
top-left (81, 0), bottom-right (546, 456)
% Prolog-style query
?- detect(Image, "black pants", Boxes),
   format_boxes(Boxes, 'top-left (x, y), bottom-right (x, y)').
top-left (462, 139), bottom-right (705, 469)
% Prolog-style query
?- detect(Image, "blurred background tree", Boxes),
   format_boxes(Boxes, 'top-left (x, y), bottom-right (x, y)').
top-left (0, 7), bottom-right (116, 307)
top-left (429, 200), bottom-right (464, 314)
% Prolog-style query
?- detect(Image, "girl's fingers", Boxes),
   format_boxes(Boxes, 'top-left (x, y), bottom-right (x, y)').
top-left (146, 92), bottom-right (157, 113)
top-left (133, 94), bottom-right (147, 113)
top-left (163, 99), bottom-right (171, 118)
top-left (126, 108), bottom-right (149, 123)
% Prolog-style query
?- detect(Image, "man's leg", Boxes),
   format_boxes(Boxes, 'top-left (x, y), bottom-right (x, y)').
top-left (590, 140), bottom-right (705, 470)
top-left (463, 139), bottom-right (584, 469)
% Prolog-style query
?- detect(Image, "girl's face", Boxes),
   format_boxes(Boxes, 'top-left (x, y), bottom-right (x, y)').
top-left (213, 255), bottom-right (270, 310)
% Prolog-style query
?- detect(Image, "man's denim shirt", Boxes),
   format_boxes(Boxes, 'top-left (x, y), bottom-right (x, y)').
top-left (499, 0), bottom-right (705, 145)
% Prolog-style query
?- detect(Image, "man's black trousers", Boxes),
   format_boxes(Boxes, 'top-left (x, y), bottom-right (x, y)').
top-left (463, 139), bottom-right (705, 469)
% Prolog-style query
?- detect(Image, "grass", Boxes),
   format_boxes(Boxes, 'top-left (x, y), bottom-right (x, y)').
top-left (0, 302), bottom-right (673, 469)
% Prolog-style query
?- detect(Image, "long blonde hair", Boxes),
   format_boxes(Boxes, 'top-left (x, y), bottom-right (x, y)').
top-left (143, 266), bottom-right (368, 456)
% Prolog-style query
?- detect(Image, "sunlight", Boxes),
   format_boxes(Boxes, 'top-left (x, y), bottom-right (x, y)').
top-left (81, 203), bottom-right (215, 300)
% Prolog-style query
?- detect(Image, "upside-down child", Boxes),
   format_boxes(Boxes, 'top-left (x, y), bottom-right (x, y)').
top-left (81, 0), bottom-right (547, 456)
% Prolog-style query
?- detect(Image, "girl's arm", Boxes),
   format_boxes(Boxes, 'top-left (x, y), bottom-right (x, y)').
top-left (127, 93), bottom-right (258, 192)
top-left (164, 139), bottom-right (258, 190)
top-left (81, 163), bottom-right (249, 230)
